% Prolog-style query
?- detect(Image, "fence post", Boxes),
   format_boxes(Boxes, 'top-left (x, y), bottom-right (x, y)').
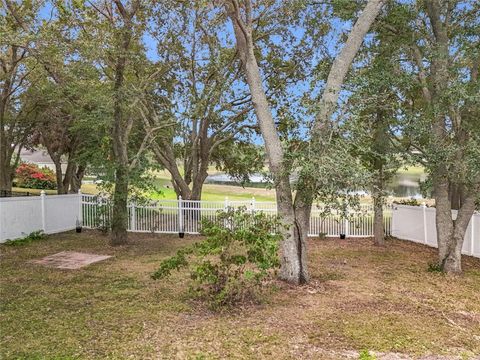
top-left (130, 202), bottom-right (136, 231)
top-left (345, 206), bottom-right (349, 238)
top-left (471, 214), bottom-right (475, 256)
top-left (422, 202), bottom-right (428, 244)
top-left (251, 197), bottom-right (256, 213)
top-left (178, 195), bottom-right (184, 237)
top-left (224, 196), bottom-right (229, 228)
top-left (391, 204), bottom-right (396, 237)
top-left (78, 190), bottom-right (83, 226)
top-left (40, 190), bottom-right (46, 232)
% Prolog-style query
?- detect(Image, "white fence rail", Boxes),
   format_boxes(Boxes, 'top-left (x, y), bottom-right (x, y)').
top-left (392, 205), bottom-right (480, 258)
top-left (0, 192), bottom-right (82, 242)
top-left (3, 193), bottom-right (478, 260)
top-left (0, 192), bottom-right (394, 243)
top-left (82, 194), bottom-right (392, 238)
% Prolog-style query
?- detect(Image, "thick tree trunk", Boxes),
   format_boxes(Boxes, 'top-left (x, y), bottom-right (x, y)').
top-left (69, 165), bottom-right (85, 193)
top-left (226, 0), bottom-right (384, 284)
top-left (110, 97), bottom-right (130, 245)
top-left (229, 12), bottom-right (306, 284)
top-left (111, 162), bottom-right (129, 245)
top-left (373, 186), bottom-right (384, 246)
top-left (0, 154), bottom-right (13, 191)
top-left (0, 127), bottom-right (13, 191)
top-left (62, 161), bottom-right (75, 194)
top-left (434, 177), bottom-right (476, 273)
top-left (0, 166), bottom-right (13, 191)
top-left (448, 183), bottom-right (464, 211)
top-left (423, 0), bottom-right (478, 274)
top-left (109, 2), bottom-right (136, 246)
top-left (53, 159), bottom-right (66, 194)
top-left (293, 190), bottom-right (313, 282)
top-left (372, 107), bottom-right (388, 246)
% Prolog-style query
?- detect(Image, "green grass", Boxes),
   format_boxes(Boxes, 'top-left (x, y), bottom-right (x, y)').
top-left (13, 165), bottom-right (425, 202)
top-left (396, 165), bottom-right (425, 176)
top-left (148, 176), bottom-right (276, 201)
top-left (1, 232), bottom-right (479, 359)
top-left (78, 177), bottom-right (277, 201)
top-left (11, 187), bottom-right (58, 195)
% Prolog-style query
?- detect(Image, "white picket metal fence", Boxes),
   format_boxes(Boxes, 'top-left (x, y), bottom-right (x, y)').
top-left (82, 194), bottom-right (393, 237)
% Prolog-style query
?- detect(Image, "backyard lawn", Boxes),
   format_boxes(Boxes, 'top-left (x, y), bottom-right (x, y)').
top-left (1, 232), bottom-right (479, 359)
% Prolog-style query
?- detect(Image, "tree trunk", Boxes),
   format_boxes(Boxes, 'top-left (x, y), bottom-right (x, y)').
top-left (423, 0), bottom-right (477, 274)
top-left (372, 107), bottom-right (388, 246)
top-left (312, 0), bottom-right (385, 136)
top-left (69, 165), bottom-right (85, 193)
top-left (448, 182), bottom-right (464, 211)
top-left (373, 185), bottom-right (384, 246)
top-left (434, 176), bottom-right (476, 273)
top-left (0, 150), bottom-right (13, 191)
top-left (228, 10), bottom-right (306, 284)
top-left (111, 162), bottom-right (129, 245)
top-left (293, 190), bottom-right (313, 282)
top-left (110, 90), bottom-right (130, 245)
top-left (109, 4), bottom-right (136, 246)
top-left (0, 166), bottom-right (13, 191)
top-left (226, 0), bottom-right (384, 284)
top-left (0, 126), bottom-right (13, 191)
top-left (53, 159), bottom-right (66, 194)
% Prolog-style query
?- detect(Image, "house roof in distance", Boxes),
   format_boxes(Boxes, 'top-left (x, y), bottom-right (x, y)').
top-left (20, 148), bottom-right (55, 164)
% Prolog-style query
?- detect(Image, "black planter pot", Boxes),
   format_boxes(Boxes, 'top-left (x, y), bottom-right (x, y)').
top-left (339, 233), bottom-right (346, 239)
top-left (179, 232), bottom-right (185, 238)
top-left (76, 226), bottom-right (82, 233)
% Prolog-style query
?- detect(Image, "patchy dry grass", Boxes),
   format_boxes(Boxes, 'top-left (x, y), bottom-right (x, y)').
top-left (1, 232), bottom-right (479, 359)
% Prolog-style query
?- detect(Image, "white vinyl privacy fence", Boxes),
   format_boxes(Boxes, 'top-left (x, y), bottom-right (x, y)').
top-left (392, 205), bottom-right (480, 258)
top-left (3, 193), bottom-right (478, 258)
top-left (82, 194), bottom-right (392, 237)
top-left (0, 192), bottom-right (82, 242)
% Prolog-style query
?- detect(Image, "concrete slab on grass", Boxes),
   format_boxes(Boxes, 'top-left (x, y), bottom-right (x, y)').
top-left (32, 251), bottom-right (112, 269)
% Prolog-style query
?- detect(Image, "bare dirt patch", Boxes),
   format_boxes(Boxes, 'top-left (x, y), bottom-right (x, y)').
top-left (31, 251), bottom-right (112, 269)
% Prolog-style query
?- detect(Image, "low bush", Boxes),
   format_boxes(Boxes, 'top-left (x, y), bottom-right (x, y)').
top-left (393, 198), bottom-right (422, 206)
top-left (152, 207), bottom-right (283, 310)
top-left (4, 231), bottom-right (46, 246)
top-left (15, 162), bottom-right (56, 190)
top-left (427, 262), bottom-right (443, 273)
top-left (358, 350), bottom-right (377, 360)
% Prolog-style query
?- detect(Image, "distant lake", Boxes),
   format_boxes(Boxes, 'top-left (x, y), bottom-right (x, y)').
top-left (386, 173), bottom-right (427, 198)
top-left (205, 172), bottom-right (427, 198)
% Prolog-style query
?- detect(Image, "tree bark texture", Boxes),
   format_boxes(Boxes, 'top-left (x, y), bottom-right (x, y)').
top-left (226, 0), bottom-right (384, 284)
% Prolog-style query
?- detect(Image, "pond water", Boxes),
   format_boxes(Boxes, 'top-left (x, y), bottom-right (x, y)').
top-left (205, 172), bottom-right (427, 198)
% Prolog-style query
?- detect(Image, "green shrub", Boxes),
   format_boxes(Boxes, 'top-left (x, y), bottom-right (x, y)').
top-left (393, 198), bottom-right (421, 206)
top-left (4, 231), bottom-right (46, 246)
top-left (152, 207), bottom-right (283, 309)
top-left (427, 262), bottom-right (443, 273)
top-left (93, 200), bottom-right (111, 233)
top-left (358, 349), bottom-right (376, 360)
top-left (15, 162), bottom-right (56, 190)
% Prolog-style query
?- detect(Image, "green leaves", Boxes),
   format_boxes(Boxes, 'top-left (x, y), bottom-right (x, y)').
top-left (152, 207), bottom-right (282, 308)
top-left (151, 247), bottom-right (192, 280)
